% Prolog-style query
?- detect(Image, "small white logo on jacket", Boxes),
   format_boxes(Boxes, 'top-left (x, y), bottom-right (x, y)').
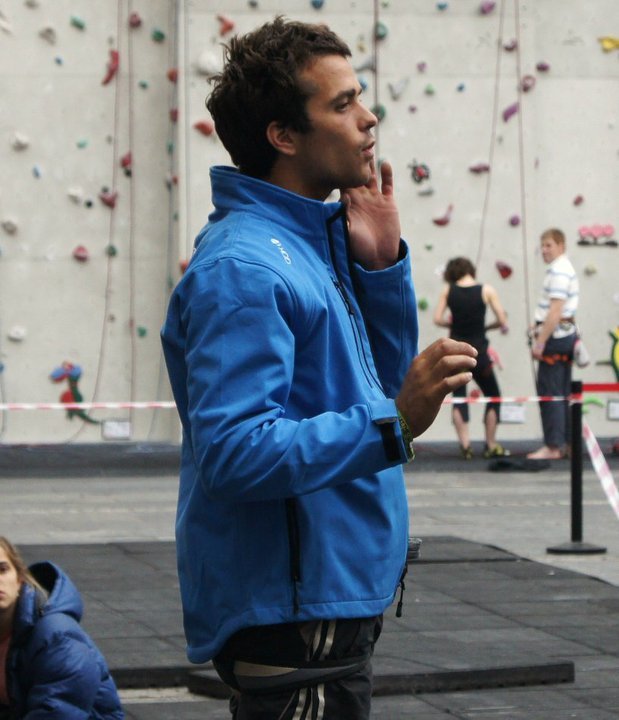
top-left (271, 238), bottom-right (292, 265)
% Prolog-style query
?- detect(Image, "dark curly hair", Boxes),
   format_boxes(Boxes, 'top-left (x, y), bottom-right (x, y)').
top-left (443, 257), bottom-right (476, 284)
top-left (206, 17), bottom-right (351, 178)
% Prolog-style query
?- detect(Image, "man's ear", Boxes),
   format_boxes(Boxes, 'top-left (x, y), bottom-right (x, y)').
top-left (266, 121), bottom-right (297, 157)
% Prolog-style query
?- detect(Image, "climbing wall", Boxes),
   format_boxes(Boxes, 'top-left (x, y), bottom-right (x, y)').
top-left (0, 0), bottom-right (617, 443)
top-left (0, 0), bottom-right (180, 442)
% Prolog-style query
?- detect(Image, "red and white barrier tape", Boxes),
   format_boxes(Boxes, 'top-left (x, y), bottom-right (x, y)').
top-left (0, 383), bottom-right (616, 411)
top-left (0, 402), bottom-right (176, 411)
top-left (582, 421), bottom-right (619, 521)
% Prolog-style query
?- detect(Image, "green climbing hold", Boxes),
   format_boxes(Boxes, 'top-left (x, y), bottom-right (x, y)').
top-left (70, 16), bottom-right (86, 30)
top-left (105, 244), bottom-right (118, 257)
top-left (417, 298), bottom-right (429, 311)
top-left (371, 104), bottom-right (386, 122)
top-left (151, 28), bottom-right (165, 42)
top-left (375, 21), bottom-right (388, 40)
top-left (138, 80), bottom-right (149, 89)
top-left (137, 325), bottom-right (148, 337)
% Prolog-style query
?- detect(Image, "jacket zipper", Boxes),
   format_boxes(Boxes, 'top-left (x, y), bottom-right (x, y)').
top-left (285, 498), bottom-right (301, 614)
top-left (326, 215), bottom-right (383, 393)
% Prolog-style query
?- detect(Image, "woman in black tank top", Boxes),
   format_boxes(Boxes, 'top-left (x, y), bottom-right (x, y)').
top-left (433, 257), bottom-right (509, 459)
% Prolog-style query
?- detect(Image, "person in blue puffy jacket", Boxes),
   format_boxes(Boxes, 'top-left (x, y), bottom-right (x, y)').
top-left (161, 17), bottom-right (477, 720)
top-left (0, 536), bottom-right (124, 719)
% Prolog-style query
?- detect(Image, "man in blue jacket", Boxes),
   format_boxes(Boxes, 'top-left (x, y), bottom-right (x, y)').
top-left (161, 17), bottom-right (477, 720)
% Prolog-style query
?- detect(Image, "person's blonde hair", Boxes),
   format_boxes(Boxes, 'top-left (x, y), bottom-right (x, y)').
top-left (541, 228), bottom-right (565, 247)
top-left (0, 536), bottom-right (46, 594)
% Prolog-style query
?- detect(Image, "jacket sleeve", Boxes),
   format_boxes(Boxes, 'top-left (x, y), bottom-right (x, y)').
top-left (165, 257), bottom-right (405, 503)
top-left (353, 241), bottom-right (419, 397)
top-left (22, 619), bottom-right (106, 720)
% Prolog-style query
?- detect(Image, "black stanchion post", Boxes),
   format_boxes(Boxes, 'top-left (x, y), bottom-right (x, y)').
top-left (570, 379), bottom-right (583, 543)
top-left (547, 380), bottom-right (606, 555)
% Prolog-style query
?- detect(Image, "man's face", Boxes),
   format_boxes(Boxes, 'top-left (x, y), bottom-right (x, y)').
top-left (287, 54), bottom-right (377, 200)
top-left (541, 235), bottom-right (564, 264)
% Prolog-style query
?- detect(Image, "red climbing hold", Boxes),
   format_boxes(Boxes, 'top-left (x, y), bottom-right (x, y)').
top-left (217, 14), bottom-right (235, 36)
top-left (469, 162), bottom-right (490, 174)
top-left (433, 204), bottom-right (453, 227)
top-left (99, 189), bottom-right (118, 208)
top-left (495, 260), bottom-right (512, 279)
top-left (73, 245), bottom-right (89, 262)
top-left (194, 120), bottom-right (215, 136)
top-left (102, 49), bottom-right (119, 85)
top-left (573, 194), bottom-right (584, 206)
top-left (170, 108), bottom-right (179, 123)
top-left (128, 12), bottom-right (142, 28)
top-left (167, 67), bottom-right (178, 83)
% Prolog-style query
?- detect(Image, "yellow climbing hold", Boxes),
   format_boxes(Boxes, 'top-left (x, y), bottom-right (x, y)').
top-left (598, 36), bottom-right (619, 52)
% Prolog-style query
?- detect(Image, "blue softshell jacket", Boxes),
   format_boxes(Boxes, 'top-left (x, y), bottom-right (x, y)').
top-left (5, 562), bottom-right (123, 719)
top-left (161, 166), bottom-right (419, 664)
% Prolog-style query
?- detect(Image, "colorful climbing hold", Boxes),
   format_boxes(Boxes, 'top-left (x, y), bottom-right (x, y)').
top-left (151, 28), bottom-right (165, 42)
top-left (70, 15), bottom-right (86, 30)
top-left (72, 245), bottom-right (89, 262)
top-left (170, 108), bottom-right (179, 123)
top-left (76, 139), bottom-right (88, 149)
top-left (105, 244), bottom-right (118, 257)
top-left (417, 298), bottom-right (429, 311)
top-left (469, 162), bottom-right (490, 174)
top-left (128, 12), bottom-right (142, 29)
top-left (217, 14), bottom-right (235, 36)
top-left (102, 49), bottom-right (119, 85)
top-left (456, 82), bottom-right (466, 92)
top-left (479, 1), bottom-right (496, 14)
top-left (598, 36), bottom-right (619, 52)
top-left (408, 160), bottom-right (431, 184)
top-left (120, 151), bottom-right (132, 177)
top-left (193, 120), bottom-right (215, 136)
top-left (32, 165), bottom-right (42, 178)
top-left (371, 104), bottom-right (386, 122)
top-left (502, 101), bottom-right (519, 122)
top-left (137, 326), bottom-right (148, 338)
top-left (374, 21), bottom-right (388, 40)
top-left (99, 188), bottom-right (118, 209)
top-left (424, 84), bottom-right (435, 96)
top-left (416, 61), bottom-right (427, 73)
top-left (167, 67), bottom-right (178, 83)
top-left (437, 2), bottom-right (448, 10)
top-left (433, 204), bottom-right (453, 226)
top-left (509, 214), bottom-right (520, 227)
top-left (583, 264), bottom-right (597, 276)
top-left (520, 75), bottom-right (536, 92)
top-left (495, 260), bottom-right (513, 279)
top-left (573, 194), bottom-right (584, 206)
top-left (138, 80), bottom-right (149, 89)
top-left (536, 61), bottom-right (550, 72)
top-left (311, 0), bottom-right (325, 8)
top-left (408, 104), bottom-right (418, 113)
top-left (503, 39), bottom-right (517, 51)
top-left (248, 0), bottom-right (259, 7)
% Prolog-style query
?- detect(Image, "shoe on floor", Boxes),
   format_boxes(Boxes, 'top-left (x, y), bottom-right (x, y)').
top-left (526, 445), bottom-right (564, 460)
top-left (483, 443), bottom-right (511, 459)
top-left (460, 445), bottom-right (473, 460)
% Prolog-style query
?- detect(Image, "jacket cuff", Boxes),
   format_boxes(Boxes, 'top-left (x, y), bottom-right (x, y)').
top-left (369, 399), bottom-right (410, 465)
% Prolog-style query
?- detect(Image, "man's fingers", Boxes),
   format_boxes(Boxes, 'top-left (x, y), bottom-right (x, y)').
top-left (379, 160), bottom-right (394, 197)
